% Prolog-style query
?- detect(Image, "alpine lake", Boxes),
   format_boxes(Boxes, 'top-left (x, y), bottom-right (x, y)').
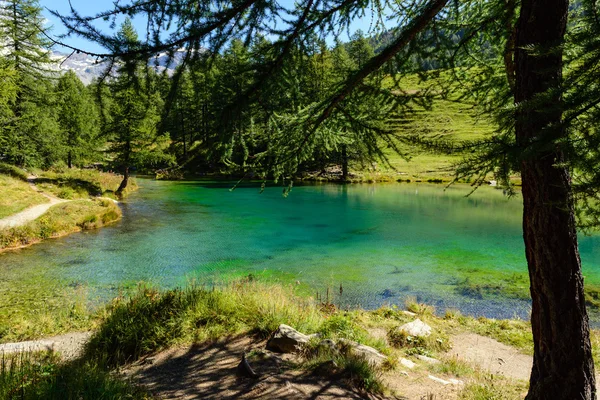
top-left (3, 179), bottom-right (600, 324)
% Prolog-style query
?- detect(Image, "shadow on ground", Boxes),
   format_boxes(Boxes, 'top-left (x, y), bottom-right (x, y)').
top-left (126, 336), bottom-right (384, 400)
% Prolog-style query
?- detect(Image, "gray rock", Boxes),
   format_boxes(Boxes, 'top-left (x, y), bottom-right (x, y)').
top-left (400, 357), bottom-right (416, 369)
top-left (266, 324), bottom-right (311, 353)
top-left (398, 318), bottom-right (432, 337)
top-left (415, 354), bottom-right (440, 364)
top-left (339, 339), bottom-right (387, 366)
top-left (428, 374), bottom-right (463, 385)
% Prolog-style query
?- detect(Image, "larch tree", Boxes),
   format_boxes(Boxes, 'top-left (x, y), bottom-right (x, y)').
top-left (101, 18), bottom-right (167, 197)
top-left (55, 70), bottom-right (101, 168)
top-left (0, 0), bottom-right (60, 167)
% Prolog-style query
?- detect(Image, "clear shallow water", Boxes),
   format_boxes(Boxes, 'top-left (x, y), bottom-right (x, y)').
top-left (2, 179), bottom-right (600, 321)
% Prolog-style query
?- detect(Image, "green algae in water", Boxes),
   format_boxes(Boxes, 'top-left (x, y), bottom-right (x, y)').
top-left (2, 179), bottom-right (600, 329)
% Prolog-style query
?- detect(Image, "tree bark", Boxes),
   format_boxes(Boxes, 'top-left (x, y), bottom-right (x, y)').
top-left (115, 166), bottom-right (129, 199)
top-left (515, 1), bottom-right (596, 398)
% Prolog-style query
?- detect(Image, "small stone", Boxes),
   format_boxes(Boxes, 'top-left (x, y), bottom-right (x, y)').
top-left (428, 375), bottom-right (451, 385)
top-left (338, 339), bottom-right (387, 366)
top-left (400, 358), bottom-right (416, 369)
top-left (416, 354), bottom-right (441, 364)
top-left (402, 311), bottom-right (417, 317)
top-left (266, 324), bottom-right (311, 353)
top-left (428, 375), bottom-right (463, 385)
top-left (399, 371), bottom-right (409, 377)
top-left (398, 319), bottom-right (432, 337)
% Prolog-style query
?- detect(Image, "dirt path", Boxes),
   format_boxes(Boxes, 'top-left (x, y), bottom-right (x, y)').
top-left (449, 332), bottom-right (600, 389)
top-left (0, 176), bottom-right (69, 229)
top-left (448, 333), bottom-right (532, 380)
top-left (0, 332), bottom-right (92, 360)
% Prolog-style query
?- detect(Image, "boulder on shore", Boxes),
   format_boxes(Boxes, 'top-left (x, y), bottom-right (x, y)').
top-left (398, 318), bottom-right (432, 337)
top-left (338, 339), bottom-right (387, 366)
top-left (266, 324), bottom-right (311, 353)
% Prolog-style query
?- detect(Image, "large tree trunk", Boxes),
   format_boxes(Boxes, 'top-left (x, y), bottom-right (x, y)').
top-left (515, 1), bottom-right (596, 398)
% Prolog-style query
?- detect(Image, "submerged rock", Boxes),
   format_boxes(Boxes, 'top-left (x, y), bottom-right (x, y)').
top-left (266, 324), bottom-right (311, 353)
top-left (398, 318), bottom-right (432, 337)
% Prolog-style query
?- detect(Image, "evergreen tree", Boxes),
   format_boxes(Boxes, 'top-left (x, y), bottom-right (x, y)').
top-left (102, 19), bottom-right (170, 196)
top-left (55, 70), bottom-right (100, 168)
top-left (0, 0), bottom-right (60, 167)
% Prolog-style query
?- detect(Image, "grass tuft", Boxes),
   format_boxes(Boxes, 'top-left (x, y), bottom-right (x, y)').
top-left (301, 339), bottom-right (385, 394)
top-left (459, 375), bottom-right (527, 399)
top-left (405, 297), bottom-right (436, 316)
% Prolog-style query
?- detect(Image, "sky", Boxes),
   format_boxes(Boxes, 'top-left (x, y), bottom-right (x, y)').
top-left (40, 0), bottom-right (149, 54)
top-left (39, 0), bottom-right (389, 54)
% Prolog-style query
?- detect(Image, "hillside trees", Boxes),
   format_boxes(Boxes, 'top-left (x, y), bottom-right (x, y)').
top-left (0, 0), bottom-right (60, 167)
top-left (55, 71), bottom-right (101, 168)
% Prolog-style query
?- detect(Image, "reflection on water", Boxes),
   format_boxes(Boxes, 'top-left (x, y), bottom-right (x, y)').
top-left (2, 179), bottom-right (600, 321)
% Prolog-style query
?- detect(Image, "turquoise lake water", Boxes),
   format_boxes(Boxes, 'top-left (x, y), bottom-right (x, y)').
top-left (2, 179), bottom-right (600, 321)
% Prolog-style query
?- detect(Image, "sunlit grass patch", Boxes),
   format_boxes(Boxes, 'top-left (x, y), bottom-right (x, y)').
top-left (0, 174), bottom-right (48, 219)
top-left (458, 375), bottom-right (527, 400)
top-left (0, 199), bottom-right (121, 251)
top-left (34, 168), bottom-right (137, 199)
top-left (0, 163), bottom-right (29, 181)
top-left (442, 310), bottom-right (533, 355)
